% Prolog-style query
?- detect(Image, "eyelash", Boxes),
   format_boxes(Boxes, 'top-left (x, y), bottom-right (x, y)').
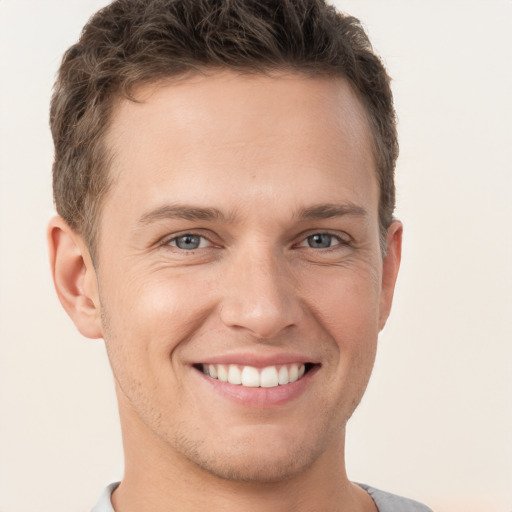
top-left (163, 231), bottom-right (351, 252)
top-left (297, 232), bottom-right (350, 250)
top-left (165, 233), bottom-right (213, 251)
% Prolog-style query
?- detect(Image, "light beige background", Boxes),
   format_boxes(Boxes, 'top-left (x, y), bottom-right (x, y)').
top-left (0, 1), bottom-right (511, 511)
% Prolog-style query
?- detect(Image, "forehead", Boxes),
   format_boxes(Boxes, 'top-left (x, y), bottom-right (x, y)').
top-left (102, 71), bottom-right (377, 227)
top-left (111, 72), bottom-right (372, 150)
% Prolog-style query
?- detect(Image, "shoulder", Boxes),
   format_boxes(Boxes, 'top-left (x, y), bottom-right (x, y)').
top-left (90, 482), bottom-right (119, 512)
top-left (357, 483), bottom-right (434, 512)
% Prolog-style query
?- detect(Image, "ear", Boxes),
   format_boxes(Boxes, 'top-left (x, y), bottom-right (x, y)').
top-left (47, 216), bottom-right (103, 339)
top-left (378, 220), bottom-right (403, 331)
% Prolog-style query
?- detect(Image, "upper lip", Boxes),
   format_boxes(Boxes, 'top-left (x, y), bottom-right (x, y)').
top-left (195, 352), bottom-right (319, 368)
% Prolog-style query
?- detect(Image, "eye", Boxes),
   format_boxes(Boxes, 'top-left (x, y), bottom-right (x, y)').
top-left (299, 233), bottom-right (345, 249)
top-left (168, 234), bottom-right (209, 250)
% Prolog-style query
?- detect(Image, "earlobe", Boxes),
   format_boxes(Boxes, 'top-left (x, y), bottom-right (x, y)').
top-left (378, 220), bottom-right (403, 331)
top-left (47, 216), bottom-right (103, 339)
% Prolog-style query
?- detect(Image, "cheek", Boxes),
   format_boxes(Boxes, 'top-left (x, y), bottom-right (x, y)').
top-left (101, 268), bottom-right (218, 364)
top-left (303, 265), bottom-right (380, 388)
top-left (303, 265), bottom-right (382, 341)
top-left (99, 271), bottom-right (211, 415)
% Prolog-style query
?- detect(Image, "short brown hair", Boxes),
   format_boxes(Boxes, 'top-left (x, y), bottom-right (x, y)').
top-left (51, 0), bottom-right (398, 259)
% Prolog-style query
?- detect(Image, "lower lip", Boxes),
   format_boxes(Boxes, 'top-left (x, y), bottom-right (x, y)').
top-left (194, 366), bottom-right (318, 408)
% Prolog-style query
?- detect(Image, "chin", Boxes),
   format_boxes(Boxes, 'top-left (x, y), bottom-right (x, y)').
top-left (171, 424), bottom-right (335, 484)
top-left (196, 448), bottom-right (318, 484)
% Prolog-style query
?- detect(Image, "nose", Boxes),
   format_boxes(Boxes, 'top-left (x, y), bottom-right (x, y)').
top-left (219, 248), bottom-right (303, 340)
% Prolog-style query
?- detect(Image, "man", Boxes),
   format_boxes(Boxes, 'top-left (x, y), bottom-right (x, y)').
top-left (47, 1), bottom-right (432, 511)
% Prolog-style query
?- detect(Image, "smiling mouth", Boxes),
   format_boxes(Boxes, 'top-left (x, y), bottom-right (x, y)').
top-left (194, 363), bottom-right (316, 388)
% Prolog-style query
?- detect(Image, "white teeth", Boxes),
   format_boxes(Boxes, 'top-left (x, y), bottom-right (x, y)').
top-left (278, 366), bottom-right (289, 385)
top-left (208, 364), bottom-right (218, 379)
top-left (200, 363), bottom-right (310, 388)
top-left (228, 364), bottom-right (242, 385)
top-left (289, 364), bottom-right (299, 383)
top-left (260, 366), bottom-right (279, 387)
top-left (217, 364), bottom-right (228, 382)
top-left (241, 366), bottom-right (260, 387)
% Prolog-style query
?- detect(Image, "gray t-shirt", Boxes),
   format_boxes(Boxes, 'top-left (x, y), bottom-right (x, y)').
top-left (91, 482), bottom-right (433, 511)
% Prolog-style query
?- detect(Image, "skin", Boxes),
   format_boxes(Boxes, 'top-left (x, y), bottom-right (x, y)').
top-left (49, 71), bottom-right (402, 512)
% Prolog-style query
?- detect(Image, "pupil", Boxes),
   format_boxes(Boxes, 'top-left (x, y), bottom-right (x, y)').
top-left (177, 235), bottom-right (199, 250)
top-left (309, 234), bottom-right (331, 248)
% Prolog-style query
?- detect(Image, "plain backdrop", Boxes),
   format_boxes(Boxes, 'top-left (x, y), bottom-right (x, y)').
top-left (0, 1), bottom-right (511, 511)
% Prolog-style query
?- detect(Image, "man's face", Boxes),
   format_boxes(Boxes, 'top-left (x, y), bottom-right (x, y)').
top-left (94, 72), bottom-right (400, 482)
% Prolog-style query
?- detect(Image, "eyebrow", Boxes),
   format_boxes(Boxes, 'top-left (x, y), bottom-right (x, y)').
top-left (138, 204), bottom-right (228, 225)
top-left (297, 202), bottom-right (369, 220)
top-left (137, 201), bottom-right (368, 226)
